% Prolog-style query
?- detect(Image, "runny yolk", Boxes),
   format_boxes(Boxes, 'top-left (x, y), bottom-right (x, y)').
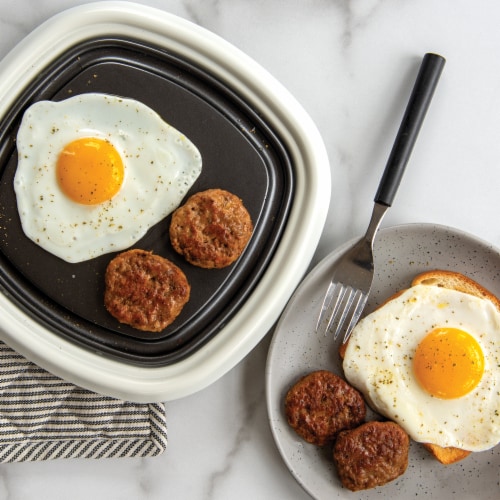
top-left (56, 137), bottom-right (124, 205)
top-left (413, 327), bottom-right (484, 399)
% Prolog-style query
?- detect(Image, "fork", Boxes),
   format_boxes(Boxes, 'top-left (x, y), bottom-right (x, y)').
top-left (316, 53), bottom-right (446, 342)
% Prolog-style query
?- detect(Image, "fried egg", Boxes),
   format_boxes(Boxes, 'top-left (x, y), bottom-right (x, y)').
top-left (342, 284), bottom-right (500, 452)
top-left (14, 93), bottom-right (202, 263)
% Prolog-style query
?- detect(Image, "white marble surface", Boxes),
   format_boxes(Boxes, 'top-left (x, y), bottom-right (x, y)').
top-left (1, 0), bottom-right (500, 498)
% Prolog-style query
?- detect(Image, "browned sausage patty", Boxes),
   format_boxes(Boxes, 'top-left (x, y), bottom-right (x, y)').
top-left (285, 370), bottom-right (366, 446)
top-left (104, 249), bottom-right (190, 332)
top-left (169, 188), bottom-right (253, 269)
top-left (333, 421), bottom-right (410, 491)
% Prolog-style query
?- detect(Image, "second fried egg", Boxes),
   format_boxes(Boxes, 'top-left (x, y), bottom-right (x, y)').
top-left (342, 284), bottom-right (500, 452)
top-left (14, 93), bottom-right (202, 263)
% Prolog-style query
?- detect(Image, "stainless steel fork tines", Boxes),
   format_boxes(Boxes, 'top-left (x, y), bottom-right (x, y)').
top-left (315, 52), bottom-right (446, 343)
top-left (315, 202), bottom-right (388, 341)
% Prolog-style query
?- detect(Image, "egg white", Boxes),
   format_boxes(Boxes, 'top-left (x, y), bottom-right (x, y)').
top-left (14, 93), bottom-right (202, 263)
top-left (342, 284), bottom-right (500, 452)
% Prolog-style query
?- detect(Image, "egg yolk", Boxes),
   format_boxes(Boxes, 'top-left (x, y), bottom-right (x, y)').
top-left (413, 327), bottom-right (484, 399)
top-left (56, 137), bottom-right (124, 205)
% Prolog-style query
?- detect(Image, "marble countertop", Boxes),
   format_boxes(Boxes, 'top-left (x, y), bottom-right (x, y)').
top-left (1, 1), bottom-right (500, 499)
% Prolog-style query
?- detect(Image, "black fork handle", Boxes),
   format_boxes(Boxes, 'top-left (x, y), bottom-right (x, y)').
top-left (375, 52), bottom-right (446, 206)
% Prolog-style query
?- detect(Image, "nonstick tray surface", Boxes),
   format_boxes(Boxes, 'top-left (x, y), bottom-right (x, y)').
top-left (0, 36), bottom-right (293, 365)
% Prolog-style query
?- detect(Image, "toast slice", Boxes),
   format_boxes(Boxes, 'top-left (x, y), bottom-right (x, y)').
top-left (341, 269), bottom-right (499, 465)
top-left (421, 442), bottom-right (471, 464)
top-left (411, 269), bottom-right (500, 310)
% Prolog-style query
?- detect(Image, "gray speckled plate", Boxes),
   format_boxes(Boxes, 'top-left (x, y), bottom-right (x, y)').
top-left (266, 223), bottom-right (500, 500)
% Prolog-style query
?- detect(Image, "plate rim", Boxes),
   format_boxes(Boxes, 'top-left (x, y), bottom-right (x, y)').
top-left (0, 1), bottom-right (331, 402)
top-left (265, 222), bottom-right (500, 499)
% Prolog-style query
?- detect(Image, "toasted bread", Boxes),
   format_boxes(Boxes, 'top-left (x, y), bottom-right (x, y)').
top-left (422, 443), bottom-right (471, 464)
top-left (411, 269), bottom-right (500, 311)
top-left (341, 269), bottom-right (499, 465)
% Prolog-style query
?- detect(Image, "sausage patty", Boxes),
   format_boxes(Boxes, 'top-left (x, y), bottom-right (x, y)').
top-left (104, 249), bottom-right (190, 332)
top-left (333, 421), bottom-right (410, 491)
top-left (169, 188), bottom-right (253, 269)
top-left (285, 370), bottom-right (366, 446)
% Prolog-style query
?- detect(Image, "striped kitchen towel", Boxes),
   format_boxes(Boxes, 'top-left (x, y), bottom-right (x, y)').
top-left (0, 342), bottom-right (167, 463)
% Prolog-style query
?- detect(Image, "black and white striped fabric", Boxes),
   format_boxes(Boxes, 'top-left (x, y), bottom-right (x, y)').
top-left (0, 342), bottom-right (167, 462)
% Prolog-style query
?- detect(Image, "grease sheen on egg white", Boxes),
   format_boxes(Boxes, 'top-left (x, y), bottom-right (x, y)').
top-left (342, 284), bottom-right (500, 452)
top-left (14, 93), bottom-right (202, 263)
